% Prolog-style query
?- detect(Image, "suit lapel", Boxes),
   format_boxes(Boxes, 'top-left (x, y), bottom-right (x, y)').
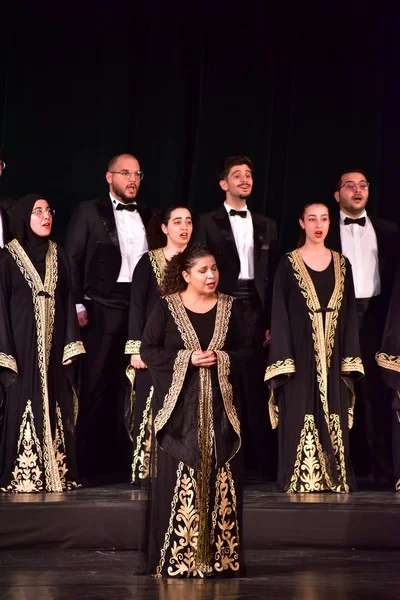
top-left (97, 197), bottom-right (119, 250)
top-left (213, 205), bottom-right (239, 259)
top-left (251, 212), bottom-right (264, 264)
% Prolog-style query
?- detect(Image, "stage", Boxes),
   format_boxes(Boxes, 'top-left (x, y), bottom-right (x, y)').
top-left (1, 479), bottom-right (400, 552)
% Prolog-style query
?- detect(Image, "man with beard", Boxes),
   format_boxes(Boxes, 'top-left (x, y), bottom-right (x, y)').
top-left (0, 155), bottom-right (15, 246)
top-left (193, 156), bottom-right (278, 481)
top-left (325, 169), bottom-right (399, 482)
top-left (65, 153), bottom-right (155, 479)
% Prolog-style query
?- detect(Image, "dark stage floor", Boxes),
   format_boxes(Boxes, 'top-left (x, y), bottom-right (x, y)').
top-left (1, 548), bottom-right (400, 600)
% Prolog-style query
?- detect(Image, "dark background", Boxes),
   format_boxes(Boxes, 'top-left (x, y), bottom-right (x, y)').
top-left (1, 0), bottom-right (399, 249)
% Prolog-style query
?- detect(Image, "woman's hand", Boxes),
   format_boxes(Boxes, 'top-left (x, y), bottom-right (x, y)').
top-left (191, 350), bottom-right (217, 368)
top-left (130, 354), bottom-right (148, 369)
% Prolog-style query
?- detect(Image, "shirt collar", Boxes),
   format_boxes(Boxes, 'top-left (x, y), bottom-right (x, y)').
top-left (224, 202), bottom-right (248, 215)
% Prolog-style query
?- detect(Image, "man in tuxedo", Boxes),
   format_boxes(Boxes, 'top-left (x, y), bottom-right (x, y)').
top-left (326, 168), bottom-right (399, 480)
top-left (65, 153), bottom-right (155, 479)
top-left (0, 156), bottom-right (15, 246)
top-left (193, 156), bottom-right (278, 480)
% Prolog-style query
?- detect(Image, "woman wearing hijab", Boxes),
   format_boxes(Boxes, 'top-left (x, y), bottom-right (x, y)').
top-left (0, 194), bottom-right (85, 493)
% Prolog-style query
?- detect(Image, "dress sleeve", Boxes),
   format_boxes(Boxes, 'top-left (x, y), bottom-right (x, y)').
top-left (141, 298), bottom-right (180, 370)
top-left (264, 256), bottom-right (296, 389)
top-left (376, 263), bottom-right (400, 393)
top-left (340, 258), bottom-right (364, 385)
top-left (0, 251), bottom-right (18, 391)
top-left (125, 254), bottom-right (152, 355)
top-left (58, 248), bottom-right (86, 363)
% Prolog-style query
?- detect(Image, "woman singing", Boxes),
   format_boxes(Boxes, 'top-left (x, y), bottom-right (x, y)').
top-left (125, 205), bottom-right (193, 484)
top-left (265, 203), bottom-right (364, 493)
top-left (141, 244), bottom-right (249, 577)
top-left (0, 194), bottom-right (85, 492)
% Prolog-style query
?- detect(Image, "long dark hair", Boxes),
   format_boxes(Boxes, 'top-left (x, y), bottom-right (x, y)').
top-left (147, 204), bottom-right (192, 249)
top-left (160, 244), bottom-right (214, 296)
top-left (298, 202), bottom-right (330, 247)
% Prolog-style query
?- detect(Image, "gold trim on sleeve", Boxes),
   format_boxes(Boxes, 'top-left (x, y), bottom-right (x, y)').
top-left (0, 352), bottom-right (18, 374)
top-left (341, 356), bottom-right (364, 375)
top-left (125, 340), bottom-right (141, 355)
top-left (376, 352), bottom-right (400, 373)
top-left (265, 358), bottom-right (295, 381)
top-left (62, 341), bottom-right (85, 363)
top-left (148, 248), bottom-right (168, 286)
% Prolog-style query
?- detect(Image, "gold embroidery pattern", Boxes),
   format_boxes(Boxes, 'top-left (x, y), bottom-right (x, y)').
top-left (149, 248), bottom-right (168, 286)
top-left (329, 414), bottom-right (349, 493)
top-left (376, 352), bottom-right (400, 373)
top-left (268, 390), bottom-right (279, 429)
top-left (288, 250), bottom-right (345, 427)
top-left (125, 340), bottom-right (141, 355)
top-left (155, 462), bottom-right (201, 578)
top-left (0, 352), bottom-right (18, 373)
top-left (396, 479), bottom-right (400, 493)
top-left (62, 341), bottom-right (85, 363)
top-left (288, 414), bottom-right (337, 493)
top-left (211, 464), bottom-right (240, 573)
top-left (132, 386), bottom-right (153, 482)
top-left (265, 358), bottom-right (295, 381)
top-left (341, 356), bottom-right (364, 375)
top-left (54, 404), bottom-right (80, 490)
top-left (7, 240), bottom-right (62, 492)
top-left (1, 400), bottom-right (44, 493)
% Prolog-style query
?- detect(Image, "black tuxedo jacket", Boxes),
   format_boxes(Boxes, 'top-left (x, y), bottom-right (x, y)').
top-left (65, 196), bottom-right (154, 305)
top-left (325, 213), bottom-right (399, 314)
top-left (193, 205), bottom-right (278, 311)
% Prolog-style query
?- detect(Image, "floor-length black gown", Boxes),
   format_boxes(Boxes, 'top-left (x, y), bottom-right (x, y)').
top-left (265, 250), bottom-right (364, 493)
top-left (141, 292), bottom-right (249, 577)
top-left (0, 240), bottom-right (85, 492)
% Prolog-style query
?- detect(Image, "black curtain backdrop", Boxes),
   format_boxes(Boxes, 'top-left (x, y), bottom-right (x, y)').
top-left (0, 0), bottom-right (399, 249)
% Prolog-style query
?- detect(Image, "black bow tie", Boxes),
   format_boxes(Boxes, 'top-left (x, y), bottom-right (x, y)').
top-left (116, 203), bottom-right (137, 212)
top-left (229, 209), bottom-right (247, 218)
top-left (344, 216), bottom-right (366, 226)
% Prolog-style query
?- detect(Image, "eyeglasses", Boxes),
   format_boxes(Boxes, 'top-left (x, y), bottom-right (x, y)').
top-left (31, 208), bottom-right (55, 218)
top-left (109, 169), bottom-right (144, 180)
top-left (0, 160), bottom-right (5, 170)
top-left (339, 181), bottom-right (370, 191)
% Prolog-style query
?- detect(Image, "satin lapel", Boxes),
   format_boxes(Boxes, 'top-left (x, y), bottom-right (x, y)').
top-left (97, 198), bottom-right (119, 250)
top-left (369, 217), bottom-right (384, 274)
top-left (212, 205), bottom-right (238, 258)
top-left (251, 212), bottom-right (264, 264)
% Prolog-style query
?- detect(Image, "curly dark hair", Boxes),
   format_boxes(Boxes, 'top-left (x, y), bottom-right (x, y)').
top-left (218, 155), bottom-right (254, 181)
top-left (160, 244), bottom-right (214, 296)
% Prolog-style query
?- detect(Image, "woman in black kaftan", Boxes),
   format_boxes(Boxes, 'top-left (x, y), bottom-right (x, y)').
top-left (125, 206), bottom-right (193, 484)
top-left (265, 203), bottom-right (364, 493)
top-left (376, 264), bottom-right (400, 491)
top-left (0, 194), bottom-right (85, 492)
top-left (141, 245), bottom-right (249, 577)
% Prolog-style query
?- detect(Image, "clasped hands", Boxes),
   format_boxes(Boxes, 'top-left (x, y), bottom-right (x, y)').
top-left (191, 350), bottom-right (216, 367)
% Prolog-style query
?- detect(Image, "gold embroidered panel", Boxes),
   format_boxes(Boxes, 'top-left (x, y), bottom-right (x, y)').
top-left (341, 356), bottom-right (364, 375)
top-left (149, 248), bottom-right (168, 286)
top-left (125, 340), bottom-right (141, 354)
top-left (0, 352), bottom-right (18, 374)
top-left (376, 352), bottom-right (400, 373)
top-left (62, 341), bottom-right (85, 363)
top-left (265, 358), bottom-right (295, 381)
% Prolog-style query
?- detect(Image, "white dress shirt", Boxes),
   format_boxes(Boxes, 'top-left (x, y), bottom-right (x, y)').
top-left (110, 194), bottom-right (148, 282)
top-left (339, 210), bottom-right (381, 299)
top-left (224, 203), bottom-right (254, 280)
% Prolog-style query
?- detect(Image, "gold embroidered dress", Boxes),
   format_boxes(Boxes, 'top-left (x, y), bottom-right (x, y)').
top-left (265, 250), bottom-right (364, 493)
top-left (0, 240), bottom-right (85, 492)
top-left (141, 292), bottom-right (248, 577)
top-left (125, 248), bottom-right (167, 484)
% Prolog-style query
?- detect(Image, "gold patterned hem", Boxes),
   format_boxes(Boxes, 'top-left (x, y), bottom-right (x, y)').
top-left (341, 356), bottom-right (364, 376)
top-left (131, 386), bottom-right (153, 483)
top-left (265, 358), bottom-right (295, 381)
top-left (287, 414), bottom-right (348, 493)
top-left (62, 341), bottom-right (85, 363)
top-left (376, 352), bottom-right (400, 373)
top-left (211, 463), bottom-right (240, 573)
top-left (125, 340), bottom-right (141, 355)
top-left (395, 479), bottom-right (400, 493)
top-left (0, 352), bottom-right (18, 374)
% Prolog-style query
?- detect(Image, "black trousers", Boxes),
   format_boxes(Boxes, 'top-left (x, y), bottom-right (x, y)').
top-left (236, 295), bottom-right (277, 480)
top-left (76, 300), bottom-right (131, 478)
top-left (350, 297), bottom-right (393, 479)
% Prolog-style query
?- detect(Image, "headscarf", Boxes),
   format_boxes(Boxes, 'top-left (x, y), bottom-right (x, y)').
top-left (12, 193), bottom-right (52, 281)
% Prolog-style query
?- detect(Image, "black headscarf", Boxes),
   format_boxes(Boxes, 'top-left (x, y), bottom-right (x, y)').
top-left (12, 193), bottom-right (51, 281)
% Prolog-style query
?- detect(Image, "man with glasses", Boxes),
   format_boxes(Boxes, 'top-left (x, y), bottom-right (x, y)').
top-left (0, 155), bottom-right (15, 247)
top-left (326, 169), bottom-right (399, 483)
top-left (65, 153), bottom-right (155, 480)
